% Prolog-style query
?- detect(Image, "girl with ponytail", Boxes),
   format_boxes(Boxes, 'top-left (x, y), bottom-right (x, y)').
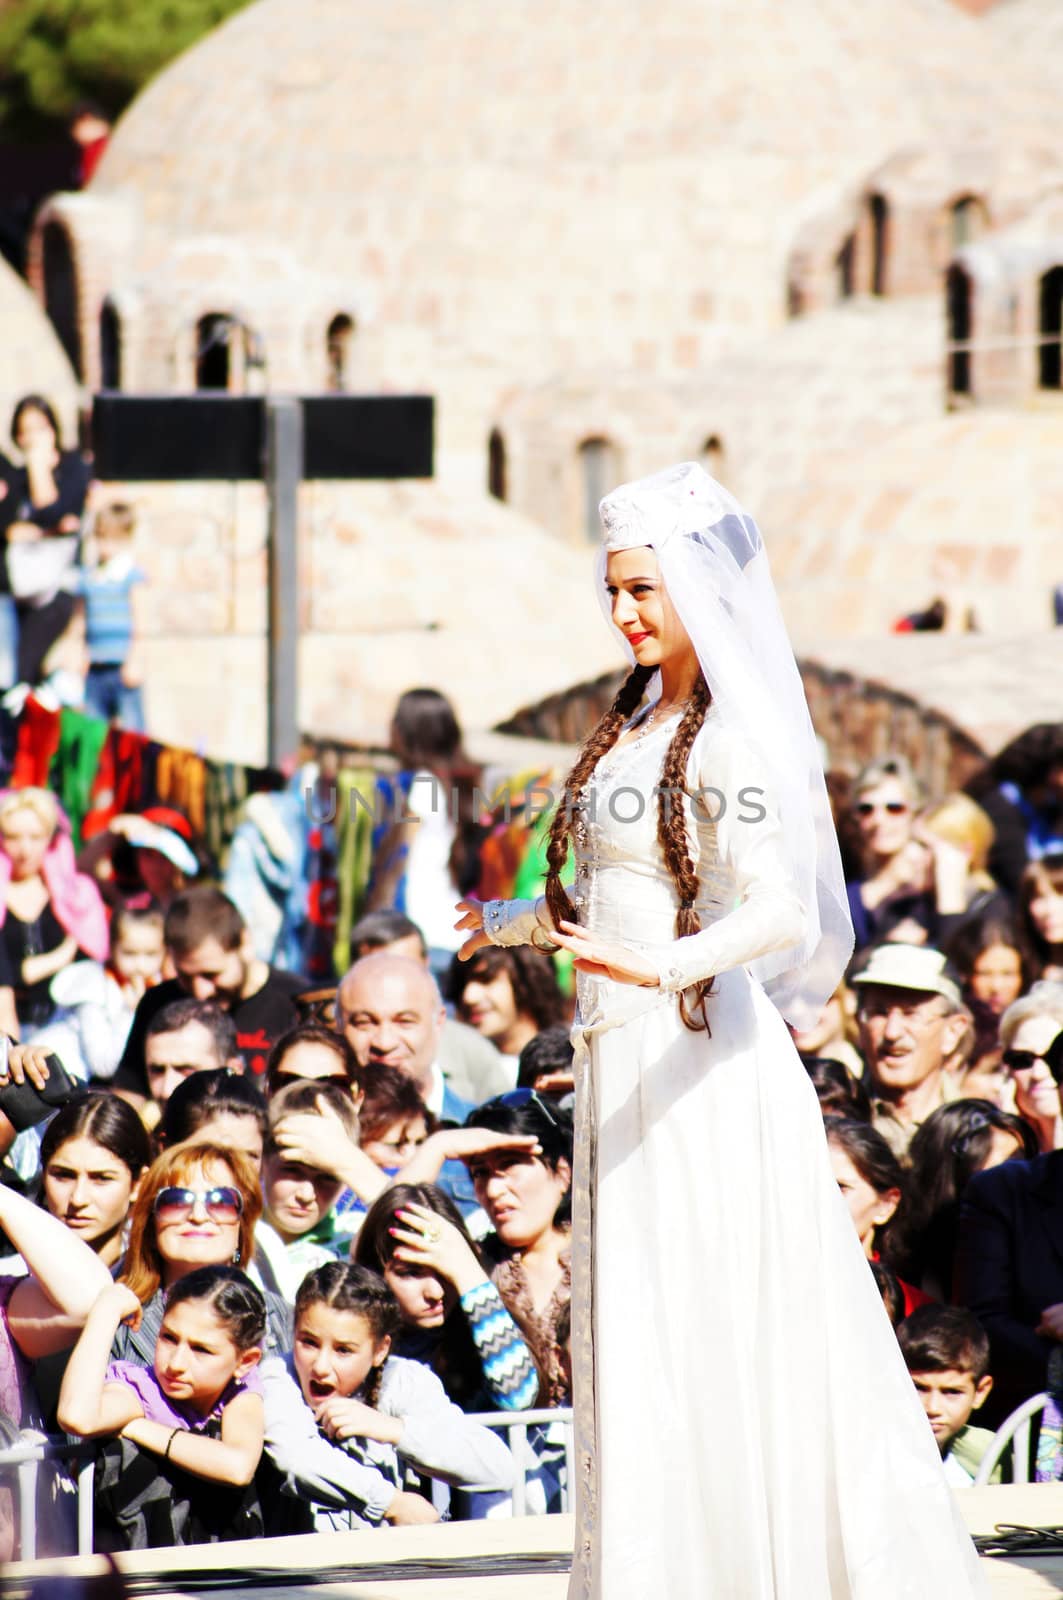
top-left (453, 463), bottom-right (981, 1598)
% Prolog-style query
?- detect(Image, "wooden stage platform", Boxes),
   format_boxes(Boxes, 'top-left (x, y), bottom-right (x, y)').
top-left (5, 1487), bottom-right (1063, 1598)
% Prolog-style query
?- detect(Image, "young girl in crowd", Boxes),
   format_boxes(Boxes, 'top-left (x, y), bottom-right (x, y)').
top-left (256, 1081), bottom-right (360, 1298)
top-left (824, 1118), bottom-right (930, 1318)
top-left (356, 1183), bottom-right (540, 1413)
top-left (58, 1266), bottom-right (267, 1547)
top-left (44, 904), bottom-right (165, 1084)
top-left (946, 910), bottom-right (1033, 1089)
top-left (892, 1100), bottom-right (1035, 1300)
top-left (40, 1091), bottom-right (153, 1269)
top-left (1019, 856), bottom-right (1063, 981)
top-left (278, 1261), bottom-right (513, 1529)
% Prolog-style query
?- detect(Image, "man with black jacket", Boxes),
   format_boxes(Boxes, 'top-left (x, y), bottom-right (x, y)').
top-left (112, 886), bottom-right (309, 1098)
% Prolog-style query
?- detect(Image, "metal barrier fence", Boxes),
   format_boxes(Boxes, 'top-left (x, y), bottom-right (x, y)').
top-left (0, 1408), bottom-right (575, 1561)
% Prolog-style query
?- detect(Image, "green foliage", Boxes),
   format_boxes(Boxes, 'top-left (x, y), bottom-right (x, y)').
top-left (0, 0), bottom-right (255, 136)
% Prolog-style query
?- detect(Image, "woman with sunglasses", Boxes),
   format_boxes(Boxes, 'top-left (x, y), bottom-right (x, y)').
top-left (113, 1141), bottom-right (291, 1368)
top-left (997, 981), bottom-right (1063, 1154)
top-left (846, 756), bottom-right (969, 953)
top-left (455, 464), bottom-right (983, 1595)
top-left (265, 1023), bottom-right (364, 1102)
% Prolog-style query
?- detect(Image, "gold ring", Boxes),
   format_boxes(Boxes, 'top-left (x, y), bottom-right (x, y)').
top-left (424, 1222), bottom-right (442, 1244)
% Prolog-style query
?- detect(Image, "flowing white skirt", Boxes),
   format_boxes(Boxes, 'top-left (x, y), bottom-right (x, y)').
top-left (567, 966), bottom-right (986, 1599)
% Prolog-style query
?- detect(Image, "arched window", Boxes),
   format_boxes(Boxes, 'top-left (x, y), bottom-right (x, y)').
top-left (950, 195), bottom-right (986, 252)
top-left (326, 313), bottom-right (355, 392)
top-left (99, 298), bottom-right (122, 389)
top-left (578, 437), bottom-right (618, 542)
top-left (487, 428), bottom-right (507, 501)
top-left (41, 221), bottom-right (82, 378)
top-left (700, 434), bottom-right (726, 482)
top-left (946, 265), bottom-right (972, 398)
top-left (1039, 267), bottom-right (1063, 391)
top-left (868, 195), bottom-right (888, 296)
top-left (195, 313), bottom-right (236, 390)
top-left (835, 233), bottom-right (855, 302)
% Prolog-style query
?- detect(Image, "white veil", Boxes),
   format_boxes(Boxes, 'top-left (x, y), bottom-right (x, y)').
top-left (596, 461), bottom-right (853, 1028)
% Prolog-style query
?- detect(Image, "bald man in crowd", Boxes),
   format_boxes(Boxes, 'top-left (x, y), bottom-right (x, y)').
top-left (336, 952), bottom-right (474, 1124)
top-left (348, 910), bottom-right (512, 1102)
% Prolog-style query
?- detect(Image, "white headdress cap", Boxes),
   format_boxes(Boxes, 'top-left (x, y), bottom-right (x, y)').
top-left (596, 462), bottom-right (853, 1027)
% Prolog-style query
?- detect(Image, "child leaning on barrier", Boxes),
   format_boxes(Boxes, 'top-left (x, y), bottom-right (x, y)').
top-left (261, 1260), bottom-right (514, 1530)
top-left (897, 1305), bottom-right (1000, 1485)
top-left (57, 1266), bottom-right (267, 1546)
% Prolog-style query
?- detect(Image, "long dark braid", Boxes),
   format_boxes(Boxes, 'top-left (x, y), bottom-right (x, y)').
top-left (656, 673), bottom-right (714, 1030)
top-left (544, 664), bottom-right (714, 1032)
top-left (544, 663), bottom-right (653, 929)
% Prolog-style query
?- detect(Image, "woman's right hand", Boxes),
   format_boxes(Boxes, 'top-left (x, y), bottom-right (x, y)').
top-left (454, 898), bottom-right (491, 961)
top-left (390, 1201), bottom-right (486, 1296)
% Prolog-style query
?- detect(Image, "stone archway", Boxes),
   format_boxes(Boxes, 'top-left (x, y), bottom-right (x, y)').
top-left (41, 221), bottom-right (82, 379)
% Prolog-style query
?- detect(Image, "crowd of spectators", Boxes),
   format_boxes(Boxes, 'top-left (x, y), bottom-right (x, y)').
top-left (0, 407), bottom-right (1060, 1553)
top-left (0, 678), bottom-right (579, 1551)
top-left (805, 724), bottom-right (1063, 1468)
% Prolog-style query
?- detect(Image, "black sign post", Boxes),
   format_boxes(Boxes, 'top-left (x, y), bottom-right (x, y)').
top-left (91, 393), bottom-right (434, 765)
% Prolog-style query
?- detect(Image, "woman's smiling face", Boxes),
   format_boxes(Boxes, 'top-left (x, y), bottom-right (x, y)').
top-left (152, 1157), bottom-right (242, 1280)
top-left (604, 547), bottom-right (696, 674)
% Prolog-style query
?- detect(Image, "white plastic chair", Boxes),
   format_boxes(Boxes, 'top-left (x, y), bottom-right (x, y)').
top-left (972, 1392), bottom-right (1051, 1485)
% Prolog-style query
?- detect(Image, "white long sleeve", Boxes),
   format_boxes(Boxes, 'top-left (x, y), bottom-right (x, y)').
top-left (647, 730), bottom-right (806, 992)
top-left (382, 1356), bottom-right (516, 1490)
top-left (260, 1356), bottom-right (397, 1522)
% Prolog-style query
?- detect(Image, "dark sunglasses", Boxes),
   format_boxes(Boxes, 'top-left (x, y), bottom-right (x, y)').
top-left (1004, 1031), bottom-right (1063, 1083)
top-left (482, 1087), bottom-right (563, 1131)
top-left (1002, 1049), bottom-right (1045, 1075)
top-left (856, 801), bottom-right (908, 817)
top-left (153, 1185), bottom-right (244, 1225)
top-left (271, 1069), bottom-right (352, 1092)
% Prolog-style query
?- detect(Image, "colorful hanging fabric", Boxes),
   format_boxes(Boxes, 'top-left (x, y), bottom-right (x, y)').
top-left (10, 695), bottom-right (61, 788)
top-left (333, 766), bottom-right (378, 975)
top-left (53, 708), bottom-right (111, 850)
top-left (155, 746), bottom-right (207, 840)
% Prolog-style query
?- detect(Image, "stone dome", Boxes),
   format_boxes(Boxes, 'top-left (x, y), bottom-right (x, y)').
top-left (755, 410), bottom-right (1063, 643)
top-left (79, 0), bottom-right (1060, 414)
top-left (0, 259), bottom-right (80, 450)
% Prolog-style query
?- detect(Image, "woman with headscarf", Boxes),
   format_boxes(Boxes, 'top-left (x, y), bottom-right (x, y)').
top-left (456, 464), bottom-right (983, 1598)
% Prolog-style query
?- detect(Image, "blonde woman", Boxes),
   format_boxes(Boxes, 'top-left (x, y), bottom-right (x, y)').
top-left (998, 981), bottom-right (1063, 1154)
top-left (0, 788), bottom-right (107, 1034)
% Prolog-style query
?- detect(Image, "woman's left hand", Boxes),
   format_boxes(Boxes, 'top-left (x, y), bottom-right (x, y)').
top-left (314, 1394), bottom-right (400, 1444)
top-left (546, 921), bottom-right (660, 987)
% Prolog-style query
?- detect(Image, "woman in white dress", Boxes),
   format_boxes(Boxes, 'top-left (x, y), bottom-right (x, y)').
top-left (455, 464), bottom-right (984, 1598)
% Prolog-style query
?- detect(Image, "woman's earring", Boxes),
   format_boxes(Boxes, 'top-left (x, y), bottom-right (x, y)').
top-left (232, 1248), bottom-right (241, 1265)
